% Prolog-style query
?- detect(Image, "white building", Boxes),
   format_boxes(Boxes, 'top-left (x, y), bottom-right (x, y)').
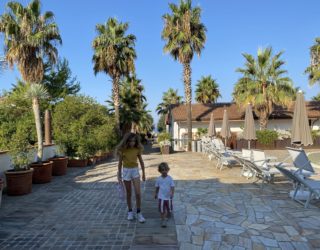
top-left (168, 102), bottom-right (320, 151)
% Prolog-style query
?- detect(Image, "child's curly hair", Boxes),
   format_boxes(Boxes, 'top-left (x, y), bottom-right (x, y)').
top-left (158, 162), bottom-right (170, 173)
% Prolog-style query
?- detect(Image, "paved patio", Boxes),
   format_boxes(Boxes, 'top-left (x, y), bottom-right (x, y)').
top-left (1, 145), bottom-right (320, 249)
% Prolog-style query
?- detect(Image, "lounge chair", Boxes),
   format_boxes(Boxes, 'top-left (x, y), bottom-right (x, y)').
top-left (275, 165), bottom-right (320, 208)
top-left (241, 158), bottom-right (276, 186)
top-left (286, 147), bottom-right (315, 176)
top-left (252, 150), bottom-right (280, 176)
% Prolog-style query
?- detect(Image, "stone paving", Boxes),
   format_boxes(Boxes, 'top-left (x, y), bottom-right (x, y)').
top-left (1, 145), bottom-right (320, 249)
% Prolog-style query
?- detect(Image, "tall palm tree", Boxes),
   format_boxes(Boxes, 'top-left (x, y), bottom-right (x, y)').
top-left (305, 37), bottom-right (320, 86)
top-left (0, 0), bottom-right (61, 161)
top-left (233, 47), bottom-right (296, 130)
top-left (0, 56), bottom-right (6, 74)
top-left (92, 17), bottom-right (136, 135)
top-left (156, 88), bottom-right (183, 115)
top-left (195, 75), bottom-right (221, 103)
top-left (162, 0), bottom-right (206, 151)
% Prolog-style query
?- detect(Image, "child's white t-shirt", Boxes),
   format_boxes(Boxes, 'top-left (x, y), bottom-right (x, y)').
top-left (155, 175), bottom-right (174, 200)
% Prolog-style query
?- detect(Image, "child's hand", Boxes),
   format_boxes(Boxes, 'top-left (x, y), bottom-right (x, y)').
top-left (142, 173), bottom-right (146, 181)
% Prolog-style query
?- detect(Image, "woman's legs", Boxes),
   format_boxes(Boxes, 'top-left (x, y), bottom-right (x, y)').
top-left (132, 178), bottom-right (141, 209)
top-left (124, 180), bottom-right (132, 210)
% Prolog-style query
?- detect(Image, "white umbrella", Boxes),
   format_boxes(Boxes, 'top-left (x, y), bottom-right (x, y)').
top-left (243, 104), bottom-right (256, 149)
top-left (291, 91), bottom-right (313, 146)
top-left (220, 109), bottom-right (231, 146)
top-left (208, 112), bottom-right (216, 137)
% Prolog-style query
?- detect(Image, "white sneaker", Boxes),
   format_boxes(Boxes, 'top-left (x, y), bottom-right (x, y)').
top-left (137, 213), bottom-right (146, 223)
top-left (127, 211), bottom-right (134, 221)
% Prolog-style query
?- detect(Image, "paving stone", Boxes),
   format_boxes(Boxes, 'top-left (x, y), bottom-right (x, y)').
top-left (1, 148), bottom-right (320, 249)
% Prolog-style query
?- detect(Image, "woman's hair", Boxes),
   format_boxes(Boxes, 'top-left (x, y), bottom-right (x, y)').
top-left (158, 162), bottom-right (170, 172)
top-left (116, 132), bottom-right (143, 155)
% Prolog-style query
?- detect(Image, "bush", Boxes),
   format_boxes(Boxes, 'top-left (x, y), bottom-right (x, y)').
top-left (53, 95), bottom-right (118, 159)
top-left (256, 129), bottom-right (278, 145)
top-left (157, 132), bottom-right (171, 143)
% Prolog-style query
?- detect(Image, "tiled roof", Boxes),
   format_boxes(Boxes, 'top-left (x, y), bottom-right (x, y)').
top-left (170, 101), bottom-right (320, 122)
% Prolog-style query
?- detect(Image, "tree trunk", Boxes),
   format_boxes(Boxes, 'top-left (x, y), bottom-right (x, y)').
top-left (259, 108), bottom-right (268, 130)
top-left (183, 63), bottom-right (192, 151)
top-left (44, 109), bottom-right (52, 145)
top-left (113, 75), bottom-right (121, 137)
top-left (32, 97), bottom-right (43, 161)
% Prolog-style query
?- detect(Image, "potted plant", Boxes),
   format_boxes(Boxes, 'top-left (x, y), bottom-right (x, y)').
top-left (5, 127), bottom-right (34, 196)
top-left (158, 132), bottom-right (172, 154)
top-left (48, 144), bottom-right (68, 175)
top-left (159, 139), bottom-right (171, 154)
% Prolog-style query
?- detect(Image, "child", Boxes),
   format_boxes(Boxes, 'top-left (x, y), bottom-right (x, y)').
top-left (116, 132), bottom-right (146, 223)
top-left (154, 162), bottom-right (175, 228)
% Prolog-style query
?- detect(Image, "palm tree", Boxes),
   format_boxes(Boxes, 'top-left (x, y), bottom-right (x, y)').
top-left (0, 56), bottom-right (6, 74)
top-left (195, 75), bottom-right (221, 103)
top-left (233, 47), bottom-right (296, 130)
top-left (0, 0), bottom-right (62, 161)
top-left (162, 0), bottom-right (206, 151)
top-left (92, 17), bottom-right (136, 135)
top-left (305, 37), bottom-right (320, 86)
top-left (156, 88), bottom-right (183, 115)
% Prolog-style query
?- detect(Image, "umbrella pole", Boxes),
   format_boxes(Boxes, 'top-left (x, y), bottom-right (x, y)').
top-left (248, 140), bottom-right (251, 150)
top-left (225, 138), bottom-right (227, 147)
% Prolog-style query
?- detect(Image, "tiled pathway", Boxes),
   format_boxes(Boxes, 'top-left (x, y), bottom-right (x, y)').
top-left (1, 146), bottom-right (320, 249)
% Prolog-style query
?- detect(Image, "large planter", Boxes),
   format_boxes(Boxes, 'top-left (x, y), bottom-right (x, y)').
top-left (31, 161), bottom-right (53, 184)
top-left (49, 157), bottom-right (68, 176)
top-left (68, 159), bottom-right (88, 167)
top-left (5, 168), bottom-right (34, 196)
top-left (275, 138), bottom-right (291, 149)
top-left (161, 145), bottom-right (170, 155)
top-left (255, 141), bottom-right (275, 150)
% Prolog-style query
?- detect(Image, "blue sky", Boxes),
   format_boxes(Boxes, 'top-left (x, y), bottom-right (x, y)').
top-left (1, 0), bottom-right (320, 125)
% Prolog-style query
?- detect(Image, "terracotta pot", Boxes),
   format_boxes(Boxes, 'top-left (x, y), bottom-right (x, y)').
top-left (5, 168), bottom-right (34, 196)
top-left (30, 161), bottom-right (53, 184)
top-left (68, 159), bottom-right (88, 167)
top-left (49, 157), bottom-right (68, 176)
top-left (161, 145), bottom-right (170, 154)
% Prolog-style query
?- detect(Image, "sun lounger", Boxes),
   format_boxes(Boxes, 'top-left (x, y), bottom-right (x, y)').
top-left (252, 150), bottom-right (280, 175)
top-left (286, 147), bottom-right (315, 177)
top-left (275, 165), bottom-right (320, 208)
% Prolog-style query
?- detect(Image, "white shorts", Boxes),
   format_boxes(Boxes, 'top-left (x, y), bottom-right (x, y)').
top-left (122, 167), bottom-right (140, 181)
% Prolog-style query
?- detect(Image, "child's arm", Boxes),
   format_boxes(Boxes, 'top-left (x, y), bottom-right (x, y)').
top-left (155, 187), bottom-right (159, 199)
top-left (170, 187), bottom-right (175, 199)
top-left (117, 154), bottom-right (123, 181)
top-left (138, 154), bottom-right (145, 181)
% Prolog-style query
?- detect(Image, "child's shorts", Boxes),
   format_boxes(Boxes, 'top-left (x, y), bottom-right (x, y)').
top-left (122, 167), bottom-right (140, 181)
top-left (158, 199), bottom-right (173, 213)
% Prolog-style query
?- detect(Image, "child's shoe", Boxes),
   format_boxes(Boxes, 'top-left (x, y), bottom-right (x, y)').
top-left (127, 211), bottom-right (134, 221)
top-left (137, 213), bottom-right (146, 223)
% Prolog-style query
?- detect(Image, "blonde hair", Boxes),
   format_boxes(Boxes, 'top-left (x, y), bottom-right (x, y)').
top-left (115, 132), bottom-right (143, 155)
top-left (158, 162), bottom-right (170, 172)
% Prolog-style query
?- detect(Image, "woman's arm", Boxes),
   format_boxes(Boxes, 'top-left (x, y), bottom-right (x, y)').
top-left (138, 154), bottom-right (145, 181)
top-left (117, 154), bottom-right (123, 181)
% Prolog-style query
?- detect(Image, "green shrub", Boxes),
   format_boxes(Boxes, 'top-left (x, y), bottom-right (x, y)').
top-left (157, 132), bottom-right (171, 143)
top-left (53, 95), bottom-right (118, 159)
top-left (311, 129), bottom-right (320, 141)
top-left (256, 129), bottom-right (278, 145)
top-left (197, 128), bottom-right (208, 138)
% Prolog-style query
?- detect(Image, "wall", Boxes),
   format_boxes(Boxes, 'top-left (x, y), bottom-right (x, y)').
top-left (0, 145), bottom-right (56, 188)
